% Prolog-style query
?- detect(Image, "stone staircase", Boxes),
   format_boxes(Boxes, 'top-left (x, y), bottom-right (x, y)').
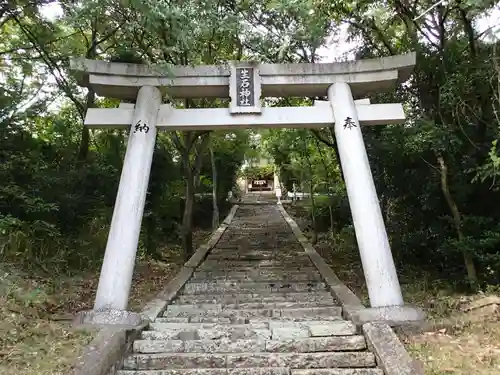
top-left (115, 204), bottom-right (398, 375)
top-left (239, 191), bottom-right (277, 204)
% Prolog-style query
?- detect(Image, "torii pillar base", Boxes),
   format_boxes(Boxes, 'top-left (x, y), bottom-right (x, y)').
top-left (347, 305), bottom-right (426, 328)
top-left (72, 308), bottom-right (146, 329)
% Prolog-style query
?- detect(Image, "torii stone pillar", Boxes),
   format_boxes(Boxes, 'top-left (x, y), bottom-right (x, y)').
top-left (94, 86), bottom-right (162, 311)
top-left (328, 82), bottom-right (404, 308)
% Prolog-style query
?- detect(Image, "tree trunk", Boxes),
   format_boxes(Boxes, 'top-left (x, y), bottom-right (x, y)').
top-left (78, 22), bottom-right (98, 161)
top-left (182, 164), bottom-right (195, 261)
top-left (328, 204), bottom-right (334, 233)
top-left (437, 154), bottom-right (478, 286)
top-left (314, 137), bottom-right (335, 233)
top-left (327, 127), bottom-right (346, 184)
top-left (308, 179), bottom-right (317, 244)
top-left (78, 88), bottom-right (94, 161)
top-left (209, 146), bottom-right (219, 230)
top-left (301, 135), bottom-right (318, 244)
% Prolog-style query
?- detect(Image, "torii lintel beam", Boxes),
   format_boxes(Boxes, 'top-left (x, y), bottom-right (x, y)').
top-left (70, 53), bottom-right (416, 101)
top-left (84, 102), bottom-right (405, 131)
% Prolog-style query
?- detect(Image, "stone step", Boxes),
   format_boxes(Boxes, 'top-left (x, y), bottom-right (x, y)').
top-left (122, 352), bottom-right (376, 370)
top-left (206, 258), bottom-right (308, 262)
top-left (196, 267), bottom-right (316, 272)
top-left (222, 301), bottom-right (336, 309)
top-left (205, 256), bottom-right (309, 261)
top-left (167, 301), bottom-right (336, 313)
top-left (192, 270), bottom-right (322, 278)
top-left (189, 276), bottom-right (323, 283)
top-left (176, 291), bottom-right (334, 304)
top-left (182, 282), bottom-right (327, 294)
top-left (224, 228), bottom-right (292, 233)
top-left (199, 259), bottom-right (312, 265)
top-left (145, 323), bottom-right (271, 340)
top-left (291, 370), bottom-right (384, 375)
top-left (197, 263), bottom-right (316, 268)
top-left (200, 259), bottom-right (311, 264)
top-left (214, 244), bottom-right (301, 250)
top-left (268, 320), bottom-right (357, 340)
top-left (193, 270), bottom-right (321, 277)
top-left (163, 306), bottom-right (342, 321)
top-left (117, 368), bottom-right (292, 375)
top-left (134, 335), bottom-right (367, 354)
top-left (158, 315), bottom-right (344, 325)
top-left (208, 248), bottom-right (302, 253)
top-left (146, 320), bottom-right (356, 341)
top-left (211, 245), bottom-right (297, 249)
top-left (116, 369), bottom-right (384, 375)
top-left (195, 268), bottom-right (319, 274)
top-left (158, 316), bottom-right (345, 324)
top-left (209, 248), bottom-right (303, 254)
top-left (191, 275), bottom-right (323, 282)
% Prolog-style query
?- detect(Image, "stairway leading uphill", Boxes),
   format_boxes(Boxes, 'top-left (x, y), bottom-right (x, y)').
top-left (117, 204), bottom-right (384, 375)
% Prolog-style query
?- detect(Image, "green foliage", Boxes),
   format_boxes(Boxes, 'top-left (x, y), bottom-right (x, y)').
top-left (1, 0), bottom-right (499, 291)
top-left (240, 165), bottom-right (275, 180)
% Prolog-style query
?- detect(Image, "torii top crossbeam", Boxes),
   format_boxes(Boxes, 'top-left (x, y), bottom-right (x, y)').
top-left (70, 53), bottom-right (415, 101)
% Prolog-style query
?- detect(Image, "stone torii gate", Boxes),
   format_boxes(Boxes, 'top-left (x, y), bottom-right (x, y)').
top-left (71, 53), bottom-right (417, 324)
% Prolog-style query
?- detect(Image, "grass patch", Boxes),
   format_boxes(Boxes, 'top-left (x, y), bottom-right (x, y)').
top-left (0, 229), bottom-right (216, 375)
top-left (284, 202), bottom-right (500, 374)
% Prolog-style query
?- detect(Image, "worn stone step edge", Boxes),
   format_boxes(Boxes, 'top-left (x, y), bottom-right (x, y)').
top-left (133, 335), bottom-right (366, 354)
top-left (199, 259), bottom-right (313, 263)
top-left (197, 265), bottom-right (317, 268)
top-left (190, 276), bottom-right (324, 282)
top-left (116, 369), bottom-right (383, 375)
top-left (192, 271), bottom-right (322, 276)
top-left (190, 278), bottom-right (325, 284)
top-left (175, 297), bottom-right (336, 306)
top-left (205, 254), bottom-right (311, 259)
top-left (146, 320), bottom-right (356, 340)
top-left (166, 301), bottom-right (338, 311)
top-left (158, 315), bottom-right (344, 324)
top-left (163, 306), bottom-right (342, 319)
top-left (183, 282), bottom-right (326, 287)
top-left (208, 249), bottom-right (307, 253)
top-left (122, 352), bottom-right (377, 370)
top-left (196, 266), bottom-right (317, 271)
top-left (177, 291), bottom-right (333, 300)
top-left (181, 289), bottom-right (329, 296)
top-left (182, 284), bottom-right (327, 294)
top-left (168, 301), bottom-right (337, 310)
top-left (116, 368), bottom-right (290, 375)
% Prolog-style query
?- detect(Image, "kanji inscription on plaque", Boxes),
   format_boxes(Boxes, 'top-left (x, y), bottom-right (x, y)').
top-left (229, 62), bottom-right (262, 114)
top-left (236, 67), bottom-right (255, 107)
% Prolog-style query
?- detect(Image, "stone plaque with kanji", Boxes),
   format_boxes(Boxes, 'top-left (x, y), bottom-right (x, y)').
top-left (236, 68), bottom-right (255, 107)
top-left (229, 62), bottom-right (262, 114)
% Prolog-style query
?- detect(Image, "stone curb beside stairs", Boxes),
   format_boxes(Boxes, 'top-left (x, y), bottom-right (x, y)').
top-left (276, 203), bottom-right (424, 375)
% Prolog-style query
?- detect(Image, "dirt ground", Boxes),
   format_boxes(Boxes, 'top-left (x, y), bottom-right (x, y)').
top-left (0, 229), bottom-right (210, 375)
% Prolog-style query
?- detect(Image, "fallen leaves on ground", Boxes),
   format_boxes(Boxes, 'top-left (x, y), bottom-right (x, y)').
top-left (402, 294), bottom-right (500, 375)
top-left (0, 257), bottom-right (182, 375)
